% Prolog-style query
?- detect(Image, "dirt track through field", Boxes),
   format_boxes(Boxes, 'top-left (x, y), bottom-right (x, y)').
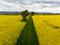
top-left (16, 16), bottom-right (39, 45)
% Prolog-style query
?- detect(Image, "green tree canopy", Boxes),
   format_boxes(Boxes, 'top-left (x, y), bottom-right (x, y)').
top-left (21, 10), bottom-right (29, 20)
top-left (31, 12), bottom-right (35, 16)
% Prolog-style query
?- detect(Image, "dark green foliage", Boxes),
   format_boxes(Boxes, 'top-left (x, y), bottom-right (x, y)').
top-left (21, 10), bottom-right (29, 20)
top-left (31, 12), bottom-right (35, 16)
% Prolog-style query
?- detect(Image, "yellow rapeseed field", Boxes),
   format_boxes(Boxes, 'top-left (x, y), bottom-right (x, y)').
top-left (32, 15), bottom-right (60, 45)
top-left (0, 15), bottom-right (26, 45)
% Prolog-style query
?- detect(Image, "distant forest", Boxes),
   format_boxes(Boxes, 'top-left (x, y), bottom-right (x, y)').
top-left (0, 11), bottom-right (60, 15)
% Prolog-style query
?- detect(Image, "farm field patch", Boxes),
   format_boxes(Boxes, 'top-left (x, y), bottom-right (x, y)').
top-left (0, 15), bottom-right (26, 45)
top-left (32, 15), bottom-right (60, 45)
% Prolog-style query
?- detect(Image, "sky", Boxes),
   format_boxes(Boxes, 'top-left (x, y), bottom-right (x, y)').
top-left (0, 0), bottom-right (60, 13)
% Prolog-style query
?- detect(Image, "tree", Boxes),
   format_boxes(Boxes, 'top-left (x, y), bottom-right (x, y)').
top-left (31, 12), bottom-right (35, 16)
top-left (21, 10), bottom-right (29, 20)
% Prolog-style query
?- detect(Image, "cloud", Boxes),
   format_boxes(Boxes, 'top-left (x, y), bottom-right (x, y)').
top-left (0, 0), bottom-right (60, 13)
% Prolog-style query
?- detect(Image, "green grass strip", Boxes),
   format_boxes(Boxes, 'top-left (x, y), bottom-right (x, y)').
top-left (15, 16), bottom-right (39, 45)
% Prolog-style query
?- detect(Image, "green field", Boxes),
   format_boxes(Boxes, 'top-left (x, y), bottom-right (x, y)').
top-left (0, 15), bottom-right (60, 45)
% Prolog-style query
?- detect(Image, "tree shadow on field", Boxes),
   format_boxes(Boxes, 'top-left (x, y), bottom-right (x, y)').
top-left (21, 19), bottom-right (28, 22)
top-left (15, 16), bottom-right (39, 45)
